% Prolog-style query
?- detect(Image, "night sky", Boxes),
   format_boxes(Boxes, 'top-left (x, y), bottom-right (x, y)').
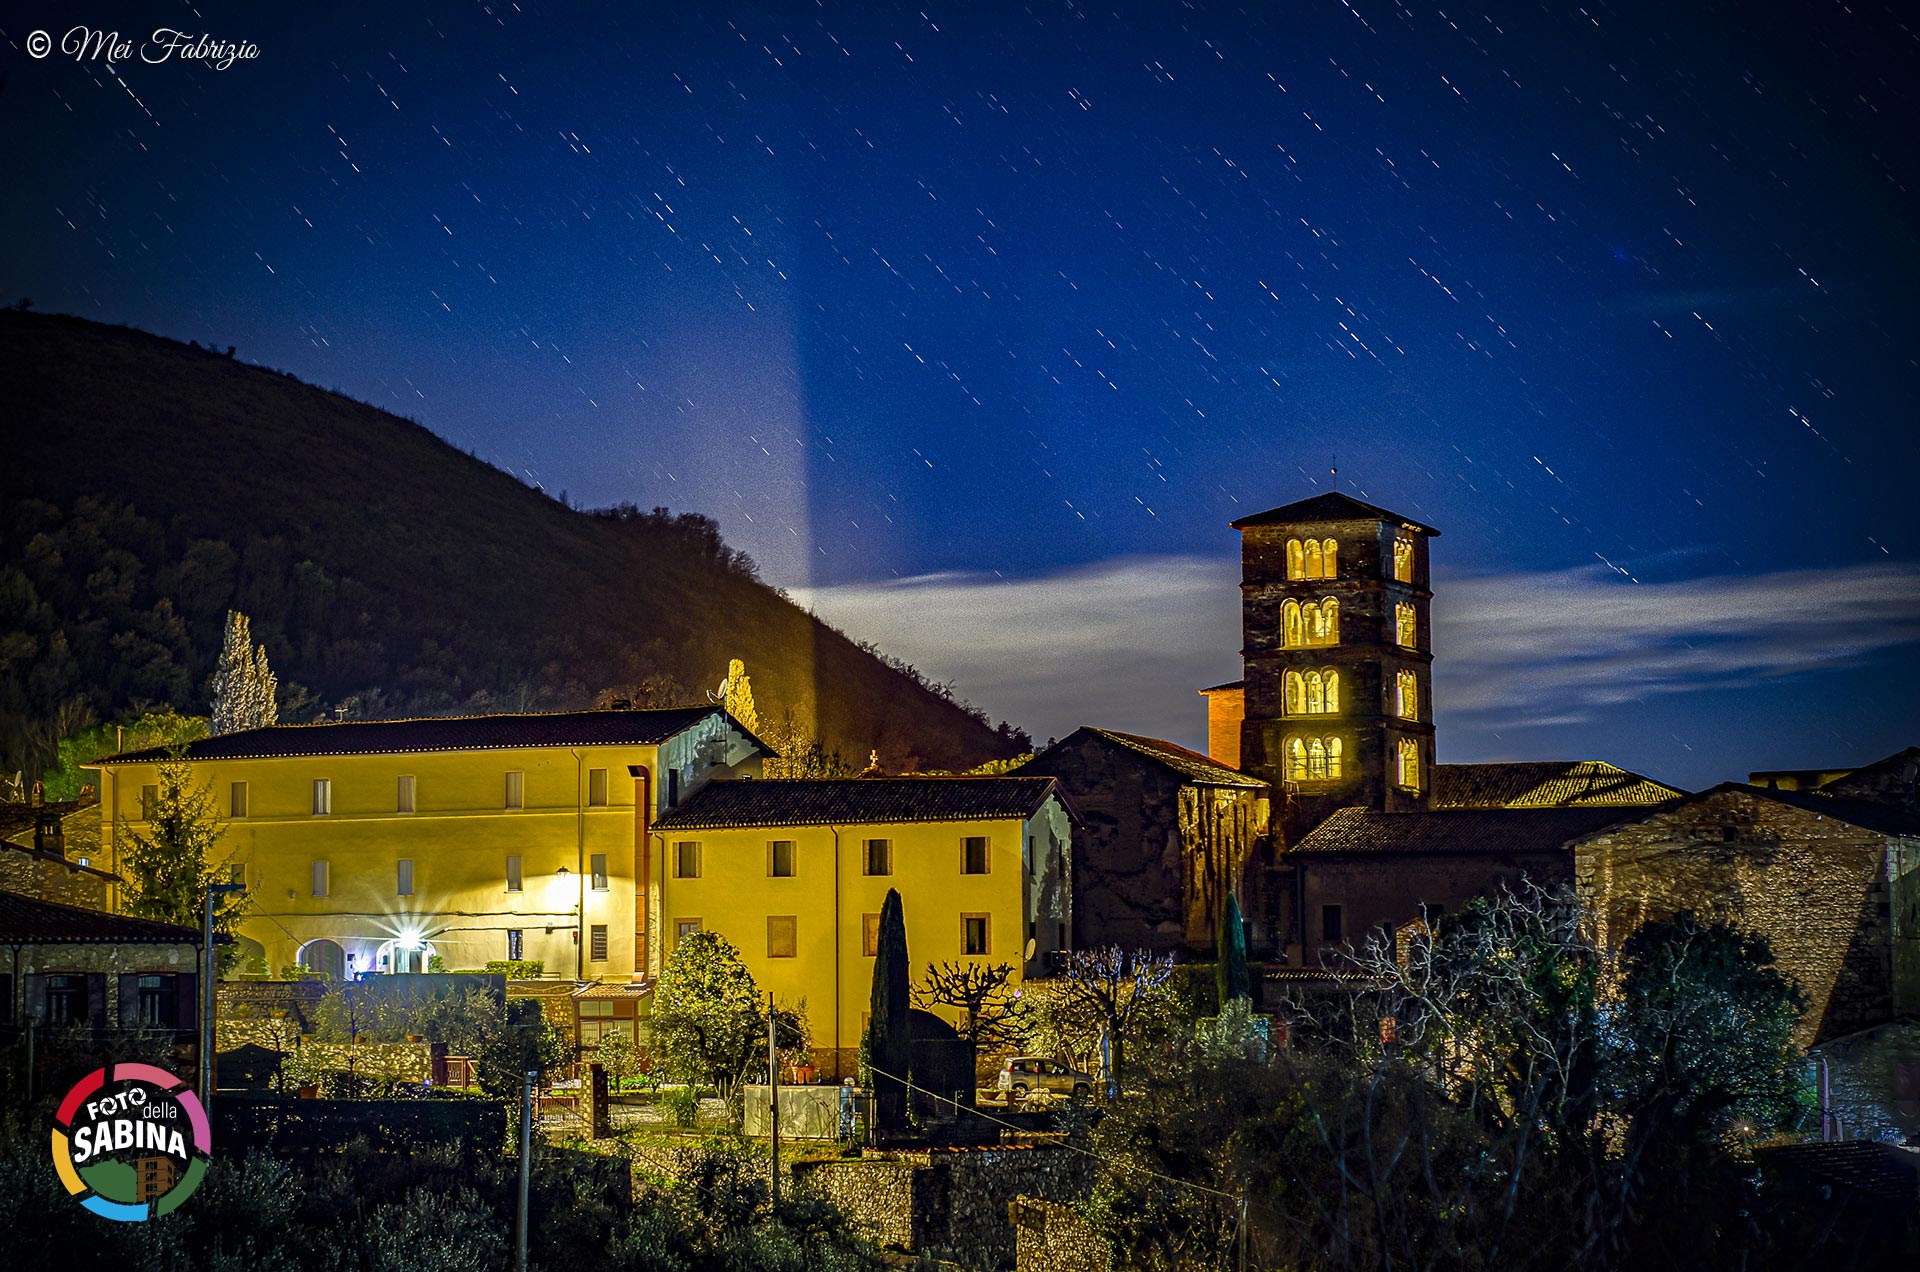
top-left (5, 1), bottom-right (1917, 788)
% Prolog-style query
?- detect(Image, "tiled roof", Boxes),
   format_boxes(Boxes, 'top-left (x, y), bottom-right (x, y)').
top-left (1740, 785), bottom-right (1920, 837)
top-left (99, 706), bottom-right (768, 764)
top-left (652, 776), bottom-right (1061, 831)
top-left (1755, 1142), bottom-right (1919, 1205)
top-left (1230, 492), bottom-right (1440, 535)
top-left (1081, 729), bottom-right (1267, 789)
top-left (0, 889), bottom-right (202, 944)
top-left (1198, 680), bottom-right (1244, 694)
top-left (574, 981), bottom-right (655, 1001)
top-left (1430, 761), bottom-right (1686, 809)
top-left (1290, 806), bottom-right (1635, 856)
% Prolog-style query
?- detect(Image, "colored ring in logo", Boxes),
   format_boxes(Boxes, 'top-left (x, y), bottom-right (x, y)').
top-left (51, 1064), bottom-right (210, 1221)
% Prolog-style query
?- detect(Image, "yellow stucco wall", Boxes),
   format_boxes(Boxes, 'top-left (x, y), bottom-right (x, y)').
top-left (657, 796), bottom-right (1071, 1061)
top-left (95, 723), bottom-right (764, 981)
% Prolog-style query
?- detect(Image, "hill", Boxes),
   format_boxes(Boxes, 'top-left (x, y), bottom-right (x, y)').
top-left (0, 310), bottom-right (1025, 782)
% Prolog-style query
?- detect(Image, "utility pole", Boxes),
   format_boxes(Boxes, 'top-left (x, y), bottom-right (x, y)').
top-left (516, 1070), bottom-right (535, 1272)
top-left (200, 882), bottom-right (244, 1112)
top-left (1237, 1195), bottom-right (1249, 1272)
top-left (768, 990), bottom-right (780, 1207)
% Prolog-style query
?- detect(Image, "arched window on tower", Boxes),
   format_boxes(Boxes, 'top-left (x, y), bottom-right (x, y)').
top-left (1324, 598), bottom-right (1340, 643)
top-left (1326, 737), bottom-right (1343, 778)
top-left (1306, 670), bottom-right (1325, 714)
top-left (1285, 671), bottom-right (1306, 715)
top-left (1396, 602), bottom-right (1417, 649)
top-left (1286, 737), bottom-right (1308, 782)
top-left (1283, 600), bottom-right (1304, 648)
top-left (1395, 670), bottom-right (1418, 720)
top-left (1394, 536), bottom-right (1415, 583)
top-left (1322, 538), bottom-right (1338, 577)
top-left (1308, 738), bottom-right (1328, 780)
top-left (1303, 538), bottom-right (1322, 580)
top-left (1324, 669), bottom-right (1340, 713)
top-left (1287, 539), bottom-right (1305, 580)
top-left (1397, 738), bottom-right (1421, 791)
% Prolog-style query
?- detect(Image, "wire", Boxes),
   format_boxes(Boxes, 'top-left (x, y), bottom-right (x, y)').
top-left (863, 1061), bottom-right (1244, 1206)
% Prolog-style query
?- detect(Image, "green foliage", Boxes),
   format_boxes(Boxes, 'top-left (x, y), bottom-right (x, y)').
top-left (209, 609), bottom-right (278, 734)
top-left (594, 1028), bottom-right (642, 1090)
top-left (867, 889), bottom-right (910, 1131)
top-left (37, 708), bottom-right (208, 801)
top-left (1217, 891), bottom-right (1251, 1005)
top-left (653, 929), bottom-right (762, 1089)
top-left (482, 958), bottom-right (546, 978)
top-left (964, 752), bottom-right (1033, 775)
top-left (121, 758), bottom-right (248, 961)
top-left (660, 1084), bottom-right (701, 1128)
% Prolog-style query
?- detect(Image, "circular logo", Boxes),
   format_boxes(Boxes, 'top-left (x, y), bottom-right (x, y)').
top-left (27, 30), bottom-right (53, 58)
top-left (51, 1064), bottom-right (210, 1221)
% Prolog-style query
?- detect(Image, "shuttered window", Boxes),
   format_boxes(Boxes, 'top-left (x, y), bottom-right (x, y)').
top-left (505, 855), bottom-right (523, 892)
top-left (588, 768), bottom-right (608, 807)
top-left (768, 916), bottom-right (797, 958)
top-left (589, 925), bottom-right (609, 962)
top-left (397, 859), bottom-right (414, 896)
top-left (311, 861), bottom-right (330, 898)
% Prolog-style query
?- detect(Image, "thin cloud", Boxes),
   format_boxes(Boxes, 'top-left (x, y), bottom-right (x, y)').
top-left (793, 558), bottom-right (1920, 751)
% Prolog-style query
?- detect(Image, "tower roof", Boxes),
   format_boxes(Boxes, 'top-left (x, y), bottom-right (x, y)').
top-left (1230, 491), bottom-right (1439, 535)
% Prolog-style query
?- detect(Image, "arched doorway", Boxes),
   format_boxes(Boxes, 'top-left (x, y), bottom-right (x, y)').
top-left (230, 934), bottom-right (267, 978)
top-left (375, 937), bottom-right (437, 975)
top-left (299, 938), bottom-right (346, 980)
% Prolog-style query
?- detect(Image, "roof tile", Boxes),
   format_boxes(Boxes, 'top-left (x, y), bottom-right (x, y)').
top-left (0, 889), bottom-right (202, 944)
top-left (1431, 761), bottom-right (1686, 809)
top-left (1290, 806), bottom-right (1637, 856)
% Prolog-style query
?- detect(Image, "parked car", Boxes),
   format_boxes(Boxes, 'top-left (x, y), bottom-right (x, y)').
top-left (997, 1056), bottom-right (1095, 1100)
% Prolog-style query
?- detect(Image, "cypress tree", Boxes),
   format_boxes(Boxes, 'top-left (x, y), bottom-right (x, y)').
top-left (1220, 891), bottom-right (1252, 1004)
top-left (867, 887), bottom-right (910, 1132)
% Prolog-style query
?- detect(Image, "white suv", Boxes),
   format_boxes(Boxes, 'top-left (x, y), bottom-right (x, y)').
top-left (997, 1056), bottom-right (1094, 1101)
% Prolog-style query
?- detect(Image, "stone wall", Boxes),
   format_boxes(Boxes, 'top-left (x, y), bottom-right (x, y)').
top-left (1575, 789), bottom-right (1920, 1045)
top-left (1294, 851), bottom-right (1571, 964)
top-left (1811, 1020), bottom-right (1920, 1143)
top-left (12, 938), bottom-right (200, 1027)
top-left (793, 1145), bottom-right (1091, 1270)
top-left (1012, 1195), bottom-right (1114, 1272)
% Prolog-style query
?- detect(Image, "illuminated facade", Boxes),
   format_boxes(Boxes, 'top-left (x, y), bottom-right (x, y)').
top-left (1228, 492), bottom-right (1439, 831)
top-left (93, 708), bottom-right (769, 981)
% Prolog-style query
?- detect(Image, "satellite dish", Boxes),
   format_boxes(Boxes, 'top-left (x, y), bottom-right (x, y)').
top-left (1024, 938), bottom-right (1037, 961)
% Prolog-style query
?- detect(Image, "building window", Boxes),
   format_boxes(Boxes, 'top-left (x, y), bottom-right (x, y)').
top-left (673, 841), bottom-right (701, 879)
top-left (1286, 537), bottom-right (1339, 580)
top-left (675, 919), bottom-right (701, 946)
top-left (311, 779), bottom-right (331, 816)
top-left (591, 853), bottom-right (608, 891)
top-left (590, 925), bottom-right (608, 962)
top-left (397, 775), bottom-right (416, 814)
top-left (1397, 738), bottom-right (1421, 791)
top-left (1286, 736), bottom-right (1344, 781)
top-left (229, 782), bottom-right (248, 818)
top-left (505, 855), bottom-right (523, 892)
top-left (45, 974), bottom-right (86, 1026)
top-left (1282, 599), bottom-right (1340, 648)
top-left (227, 862), bottom-right (246, 891)
top-left (769, 840), bottom-right (796, 877)
top-left (507, 930), bottom-right (524, 960)
top-left (396, 859), bottom-right (414, 896)
top-left (588, 768), bottom-right (608, 807)
top-left (1396, 602), bottom-right (1417, 649)
top-left (505, 771), bottom-right (524, 810)
top-left (1395, 670), bottom-right (1418, 720)
top-left (667, 769), bottom-right (681, 807)
top-left (311, 860), bottom-right (330, 898)
top-left (863, 913), bottom-right (882, 957)
top-left (141, 785), bottom-right (159, 820)
top-left (768, 916), bottom-right (797, 958)
top-left (963, 914), bottom-right (991, 956)
top-left (1287, 668), bottom-right (1341, 715)
top-left (1321, 904), bottom-right (1343, 944)
top-left (136, 974), bottom-right (176, 1028)
top-left (962, 836), bottom-right (990, 875)
top-left (864, 839), bottom-right (892, 876)
top-left (1394, 535), bottom-right (1415, 583)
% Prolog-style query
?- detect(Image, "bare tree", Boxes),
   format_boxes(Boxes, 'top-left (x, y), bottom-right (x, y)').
top-left (913, 960), bottom-right (1025, 1050)
top-left (1056, 945), bottom-right (1178, 1092)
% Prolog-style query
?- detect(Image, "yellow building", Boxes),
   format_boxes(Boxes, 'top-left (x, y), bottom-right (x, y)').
top-left (93, 708), bottom-right (768, 980)
top-left (650, 776), bottom-right (1072, 1072)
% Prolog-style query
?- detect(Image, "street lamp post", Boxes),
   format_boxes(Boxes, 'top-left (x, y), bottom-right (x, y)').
top-left (201, 882), bottom-right (245, 1112)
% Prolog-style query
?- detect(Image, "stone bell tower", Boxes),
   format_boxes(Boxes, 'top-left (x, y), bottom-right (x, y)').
top-left (1230, 492), bottom-right (1439, 833)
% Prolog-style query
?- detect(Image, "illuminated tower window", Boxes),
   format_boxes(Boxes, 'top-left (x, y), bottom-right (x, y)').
top-left (1396, 602), bottom-right (1417, 649)
top-left (1286, 735), bottom-right (1343, 780)
top-left (1394, 535), bottom-right (1415, 583)
top-left (1397, 738), bottom-right (1421, 791)
top-left (1395, 670), bottom-right (1418, 720)
top-left (1287, 537), bottom-right (1341, 580)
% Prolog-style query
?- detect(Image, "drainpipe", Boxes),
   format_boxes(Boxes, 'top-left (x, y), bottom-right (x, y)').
top-left (627, 766), bottom-right (652, 981)
top-left (572, 751), bottom-right (587, 982)
top-left (831, 826), bottom-right (842, 1079)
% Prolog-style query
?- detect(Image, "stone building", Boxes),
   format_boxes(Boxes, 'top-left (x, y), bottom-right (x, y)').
top-left (1016, 728), bottom-right (1270, 955)
top-left (0, 797), bottom-right (115, 910)
top-left (1573, 773), bottom-right (1920, 1046)
top-left (0, 888), bottom-right (204, 1032)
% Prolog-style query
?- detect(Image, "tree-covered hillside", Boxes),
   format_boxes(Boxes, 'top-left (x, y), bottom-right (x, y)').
top-left (0, 310), bottom-right (1024, 783)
